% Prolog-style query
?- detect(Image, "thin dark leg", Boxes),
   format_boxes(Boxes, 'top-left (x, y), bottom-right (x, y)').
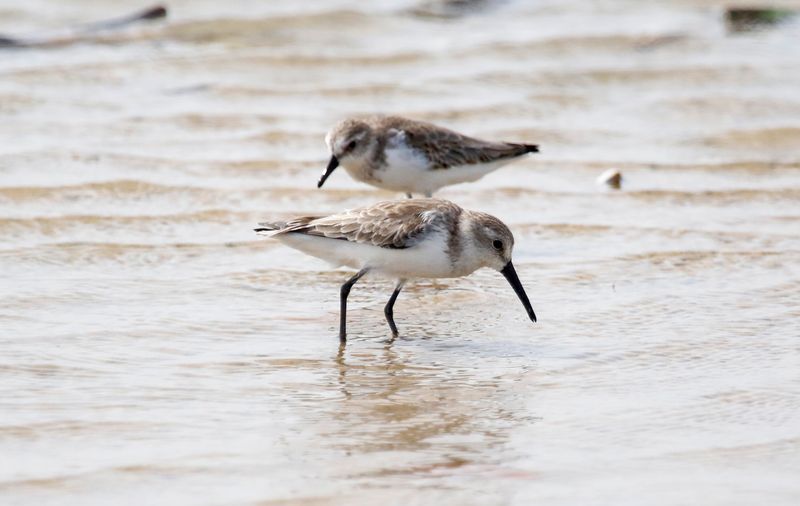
top-left (339, 268), bottom-right (369, 342)
top-left (405, 192), bottom-right (413, 199)
top-left (384, 280), bottom-right (406, 337)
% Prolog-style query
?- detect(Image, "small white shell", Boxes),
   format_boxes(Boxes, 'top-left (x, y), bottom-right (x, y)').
top-left (596, 169), bottom-right (622, 189)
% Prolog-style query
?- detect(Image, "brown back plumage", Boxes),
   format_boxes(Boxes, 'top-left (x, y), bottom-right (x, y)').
top-left (259, 199), bottom-right (462, 249)
top-left (373, 116), bottom-right (538, 169)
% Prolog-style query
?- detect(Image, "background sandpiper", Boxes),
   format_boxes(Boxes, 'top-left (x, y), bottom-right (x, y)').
top-left (255, 198), bottom-right (537, 341)
top-left (318, 115), bottom-right (539, 197)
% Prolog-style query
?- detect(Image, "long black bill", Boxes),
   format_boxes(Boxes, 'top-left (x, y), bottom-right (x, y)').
top-left (317, 155), bottom-right (339, 188)
top-left (501, 261), bottom-right (537, 323)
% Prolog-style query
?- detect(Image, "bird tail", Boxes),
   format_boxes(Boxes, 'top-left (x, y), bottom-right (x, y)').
top-left (254, 216), bottom-right (319, 237)
top-left (254, 221), bottom-right (287, 236)
top-left (506, 143), bottom-right (539, 156)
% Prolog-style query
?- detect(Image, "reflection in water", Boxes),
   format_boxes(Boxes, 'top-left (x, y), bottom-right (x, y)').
top-left (329, 333), bottom-right (533, 484)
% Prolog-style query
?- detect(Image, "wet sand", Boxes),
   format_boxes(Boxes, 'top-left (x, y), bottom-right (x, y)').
top-left (1, 1), bottom-right (799, 504)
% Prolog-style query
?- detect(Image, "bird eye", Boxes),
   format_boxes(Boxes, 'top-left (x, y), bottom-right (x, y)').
top-left (346, 140), bottom-right (357, 151)
top-left (492, 240), bottom-right (503, 250)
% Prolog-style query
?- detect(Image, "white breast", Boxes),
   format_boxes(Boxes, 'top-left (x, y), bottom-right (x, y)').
top-left (277, 229), bottom-right (461, 279)
top-left (373, 136), bottom-right (431, 193)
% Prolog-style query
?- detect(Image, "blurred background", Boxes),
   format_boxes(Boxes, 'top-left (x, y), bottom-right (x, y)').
top-left (1, 1), bottom-right (798, 505)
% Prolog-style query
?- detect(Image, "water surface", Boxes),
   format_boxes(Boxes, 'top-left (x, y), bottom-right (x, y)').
top-left (1, 1), bottom-right (799, 504)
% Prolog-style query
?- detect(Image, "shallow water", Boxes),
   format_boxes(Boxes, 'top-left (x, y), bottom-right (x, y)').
top-left (1, 0), bottom-right (799, 504)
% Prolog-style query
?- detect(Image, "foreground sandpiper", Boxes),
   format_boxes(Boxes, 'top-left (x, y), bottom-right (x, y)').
top-left (318, 115), bottom-right (539, 197)
top-left (255, 199), bottom-right (536, 341)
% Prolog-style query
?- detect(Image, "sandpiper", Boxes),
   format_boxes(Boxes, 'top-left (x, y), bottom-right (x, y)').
top-left (317, 115), bottom-right (539, 197)
top-left (255, 199), bottom-right (536, 341)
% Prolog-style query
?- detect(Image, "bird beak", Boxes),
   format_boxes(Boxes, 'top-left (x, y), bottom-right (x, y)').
top-left (317, 155), bottom-right (339, 188)
top-left (501, 261), bottom-right (537, 323)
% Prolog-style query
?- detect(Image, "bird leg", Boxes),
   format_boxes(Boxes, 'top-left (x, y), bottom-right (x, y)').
top-left (384, 279), bottom-right (406, 337)
top-left (405, 192), bottom-right (413, 199)
top-left (339, 268), bottom-right (369, 342)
